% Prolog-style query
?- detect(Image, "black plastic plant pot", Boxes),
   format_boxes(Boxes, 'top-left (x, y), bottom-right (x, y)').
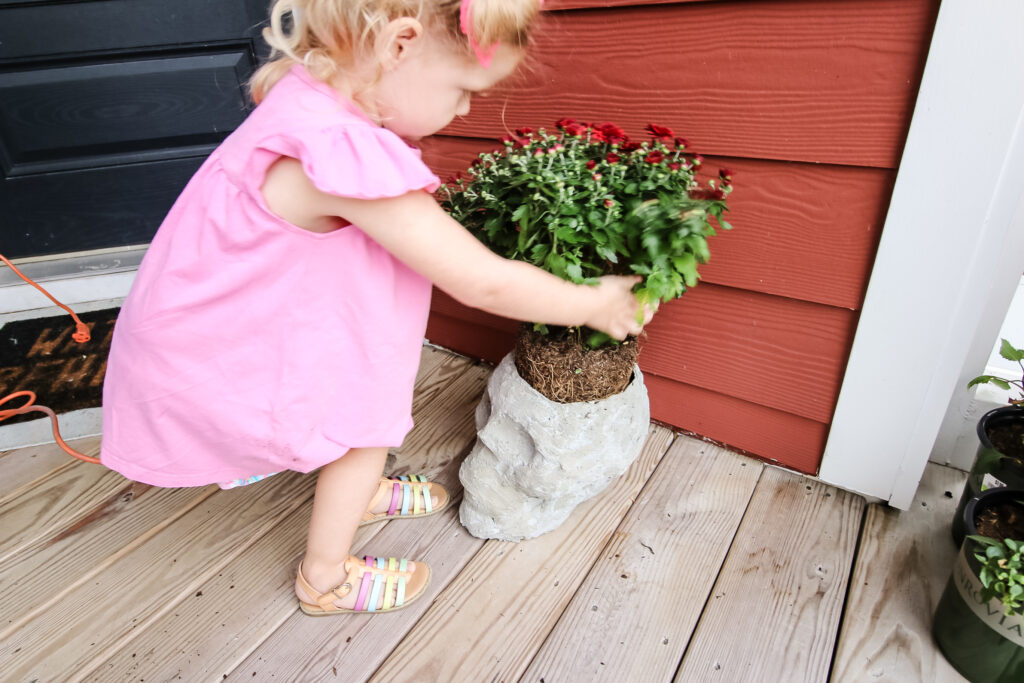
top-left (934, 488), bottom-right (1024, 682)
top-left (953, 406), bottom-right (1024, 546)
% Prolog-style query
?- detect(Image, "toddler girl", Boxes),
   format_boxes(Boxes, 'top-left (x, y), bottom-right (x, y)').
top-left (100, 0), bottom-right (653, 615)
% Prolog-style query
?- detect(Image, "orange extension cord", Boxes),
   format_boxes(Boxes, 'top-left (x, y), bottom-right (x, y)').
top-left (0, 252), bottom-right (101, 464)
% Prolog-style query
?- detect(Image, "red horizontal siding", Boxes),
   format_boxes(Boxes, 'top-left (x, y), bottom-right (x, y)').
top-left (423, 0), bottom-right (939, 474)
top-left (427, 285), bottom-right (855, 424)
top-left (424, 309), bottom-right (828, 475)
top-left (644, 373), bottom-right (827, 475)
top-left (422, 136), bottom-right (893, 310)
top-left (443, 0), bottom-right (937, 167)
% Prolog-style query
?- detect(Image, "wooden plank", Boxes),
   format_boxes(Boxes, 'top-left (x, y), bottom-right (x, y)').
top-left (0, 457), bottom-right (128, 564)
top-left (645, 373), bottom-right (828, 475)
top-left (0, 482), bottom-right (215, 635)
top-left (423, 137), bottom-right (893, 311)
top-left (523, 438), bottom-right (763, 681)
top-left (0, 436), bottom-right (97, 503)
top-left (831, 463), bottom-right (970, 682)
top-left (222, 362), bottom-right (491, 681)
top-left (368, 426), bottom-right (675, 682)
top-left (0, 468), bottom-right (315, 682)
top-left (675, 467), bottom-right (865, 681)
top-left (443, 0), bottom-right (938, 168)
top-left (431, 283), bottom-right (856, 425)
top-left (83, 495), bottom-right (322, 683)
top-left (225, 492), bottom-right (481, 681)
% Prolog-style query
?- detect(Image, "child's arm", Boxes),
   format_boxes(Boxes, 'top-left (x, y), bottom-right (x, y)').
top-left (262, 158), bottom-right (653, 339)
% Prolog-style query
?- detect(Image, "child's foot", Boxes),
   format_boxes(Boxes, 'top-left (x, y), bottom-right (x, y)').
top-left (360, 475), bottom-right (450, 525)
top-left (296, 555), bottom-right (430, 614)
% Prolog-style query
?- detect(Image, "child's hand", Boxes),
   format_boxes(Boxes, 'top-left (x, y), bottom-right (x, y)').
top-left (585, 276), bottom-right (657, 340)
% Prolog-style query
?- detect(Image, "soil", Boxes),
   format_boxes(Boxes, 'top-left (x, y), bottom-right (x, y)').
top-left (975, 501), bottom-right (1024, 542)
top-left (988, 419), bottom-right (1024, 462)
top-left (513, 324), bottom-right (640, 403)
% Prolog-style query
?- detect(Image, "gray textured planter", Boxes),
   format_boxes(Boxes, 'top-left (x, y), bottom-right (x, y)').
top-left (459, 352), bottom-right (650, 541)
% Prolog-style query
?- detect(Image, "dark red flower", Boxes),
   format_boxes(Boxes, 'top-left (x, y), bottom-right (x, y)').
top-left (586, 159), bottom-right (597, 169)
top-left (646, 123), bottom-right (675, 139)
top-left (590, 130), bottom-right (608, 143)
top-left (674, 137), bottom-right (690, 150)
top-left (515, 127), bottom-right (535, 137)
top-left (555, 118), bottom-right (577, 130)
top-left (644, 150), bottom-right (665, 164)
top-left (597, 122), bottom-right (628, 144)
top-left (689, 187), bottom-right (726, 200)
top-left (604, 199), bottom-right (615, 208)
top-left (719, 168), bottom-right (735, 183)
top-left (619, 141), bottom-right (642, 153)
top-left (606, 152), bottom-right (621, 164)
top-left (564, 123), bottom-right (588, 137)
top-left (667, 162), bottom-right (681, 171)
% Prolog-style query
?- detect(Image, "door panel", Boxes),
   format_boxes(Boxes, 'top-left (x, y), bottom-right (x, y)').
top-left (0, 0), bottom-right (269, 258)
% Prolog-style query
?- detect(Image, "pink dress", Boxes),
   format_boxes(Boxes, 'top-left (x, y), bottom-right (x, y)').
top-left (100, 66), bottom-right (440, 487)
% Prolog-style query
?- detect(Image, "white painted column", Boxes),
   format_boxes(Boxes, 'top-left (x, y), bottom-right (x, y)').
top-left (818, 0), bottom-right (1024, 509)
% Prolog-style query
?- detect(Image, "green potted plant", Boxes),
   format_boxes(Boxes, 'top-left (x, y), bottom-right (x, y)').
top-left (953, 339), bottom-right (1024, 546)
top-left (439, 120), bottom-right (733, 539)
top-left (934, 487), bottom-right (1024, 681)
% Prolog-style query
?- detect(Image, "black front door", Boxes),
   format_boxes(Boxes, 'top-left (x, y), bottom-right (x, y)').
top-left (0, 0), bottom-right (269, 259)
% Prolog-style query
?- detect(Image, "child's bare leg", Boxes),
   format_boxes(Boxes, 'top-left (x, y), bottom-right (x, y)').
top-left (295, 446), bottom-right (432, 610)
top-left (297, 447), bottom-right (386, 609)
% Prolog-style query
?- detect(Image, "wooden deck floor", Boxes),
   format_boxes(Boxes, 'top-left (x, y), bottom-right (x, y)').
top-left (0, 347), bottom-right (973, 682)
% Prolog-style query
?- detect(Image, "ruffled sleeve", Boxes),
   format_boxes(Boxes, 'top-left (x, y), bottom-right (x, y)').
top-left (252, 123), bottom-right (441, 200)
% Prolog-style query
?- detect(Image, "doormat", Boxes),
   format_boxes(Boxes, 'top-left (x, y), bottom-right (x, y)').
top-left (0, 308), bottom-right (118, 426)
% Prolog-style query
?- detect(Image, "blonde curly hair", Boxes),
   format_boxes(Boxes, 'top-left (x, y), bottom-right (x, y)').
top-left (250, 0), bottom-right (541, 103)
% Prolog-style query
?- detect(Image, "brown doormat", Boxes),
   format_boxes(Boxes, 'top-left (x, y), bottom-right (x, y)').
top-left (0, 308), bottom-right (118, 425)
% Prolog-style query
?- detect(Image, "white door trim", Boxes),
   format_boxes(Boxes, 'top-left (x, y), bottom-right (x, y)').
top-left (818, 0), bottom-right (1024, 509)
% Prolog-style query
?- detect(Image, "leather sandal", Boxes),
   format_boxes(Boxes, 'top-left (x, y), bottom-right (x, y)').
top-left (359, 475), bottom-right (450, 526)
top-left (296, 554), bottom-right (431, 615)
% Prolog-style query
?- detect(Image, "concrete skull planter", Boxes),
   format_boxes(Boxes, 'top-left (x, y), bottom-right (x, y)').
top-left (458, 353), bottom-right (650, 541)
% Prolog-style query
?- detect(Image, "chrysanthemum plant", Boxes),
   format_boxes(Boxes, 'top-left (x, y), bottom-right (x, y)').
top-left (439, 120), bottom-right (734, 348)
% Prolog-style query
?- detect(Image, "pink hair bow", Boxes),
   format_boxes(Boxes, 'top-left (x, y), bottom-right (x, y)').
top-left (459, 0), bottom-right (543, 68)
top-left (459, 0), bottom-right (497, 68)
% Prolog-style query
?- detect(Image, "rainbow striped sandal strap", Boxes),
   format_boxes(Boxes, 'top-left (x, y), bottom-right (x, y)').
top-left (361, 475), bottom-right (448, 525)
top-left (297, 555), bottom-right (424, 616)
top-left (351, 555), bottom-right (412, 612)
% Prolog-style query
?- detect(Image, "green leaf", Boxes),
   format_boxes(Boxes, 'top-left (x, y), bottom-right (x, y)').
top-left (545, 251), bottom-right (568, 278)
top-left (1000, 338), bottom-right (1024, 362)
top-left (968, 375), bottom-right (1012, 391)
top-left (672, 252), bottom-right (699, 288)
top-left (987, 545), bottom-right (1007, 560)
top-left (595, 245), bottom-right (619, 263)
top-left (586, 331), bottom-right (612, 348)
